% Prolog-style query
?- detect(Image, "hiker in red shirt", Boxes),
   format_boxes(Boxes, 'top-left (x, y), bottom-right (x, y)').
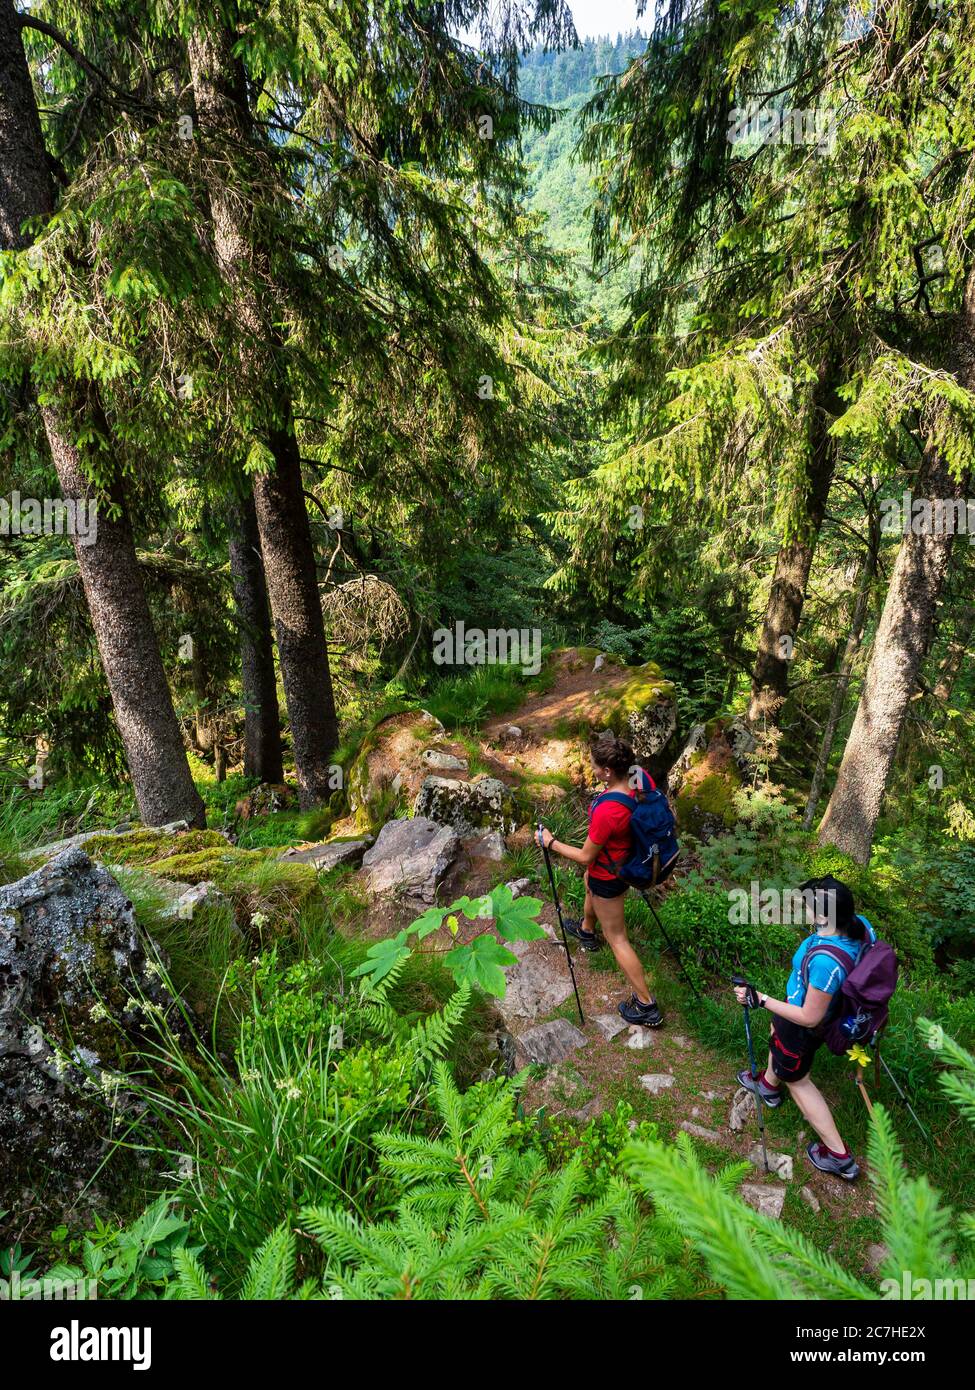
top-left (537, 730), bottom-right (663, 1027)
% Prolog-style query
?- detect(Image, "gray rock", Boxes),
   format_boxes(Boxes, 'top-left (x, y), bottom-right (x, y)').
top-left (465, 830), bottom-right (506, 861)
top-left (0, 848), bottom-right (179, 1209)
top-left (729, 1086), bottom-right (756, 1132)
top-left (278, 838), bottom-right (371, 873)
top-left (572, 1097), bottom-right (604, 1122)
top-left (421, 749), bottom-right (468, 772)
top-left (168, 880), bottom-right (231, 922)
top-left (667, 725), bottom-right (708, 796)
top-left (495, 938), bottom-right (577, 1024)
top-left (681, 1121), bottom-right (726, 1145)
top-left (670, 1033), bottom-right (692, 1050)
top-left (800, 1185), bottom-right (821, 1214)
top-left (626, 700), bottom-right (678, 763)
top-left (639, 1073), bottom-right (675, 1096)
top-left (514, 1019), bottom-right (587, 1066)
top-left (624, 1026), bottom-right (656, 1050)
top-left (865, 1243), bottom-right (891, 1275)
top-left (360, 817), bottom-right (460, 906)
top-left (499, 725), bottom-right (523, 743)
top-left (749, 1146), bottom-right (794, 1181)
top-left (726, 716), bottom-right (758, 773)
top-left (740, 1184), bottom-right (785, 1219)
top-left (505, 878), bottom-right (532, 898)
top-left (593, 1013), bottom-right (628, 1041)
top-left (413, 774), bottom-right (517, 837)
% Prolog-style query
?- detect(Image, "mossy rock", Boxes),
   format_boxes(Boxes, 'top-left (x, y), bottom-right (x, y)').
top-left (594, 660), bottom-right (675, 722)
top-left (347, 709), bottom-right (447, 834)
top-left (82, 828), bottom-right (227, 868)
top-left (148, 845), bottom-right (321, 928)
top-left (675, 767), bottom-right (741, 839)
top-left (570, 646), bottom-right (625, 669)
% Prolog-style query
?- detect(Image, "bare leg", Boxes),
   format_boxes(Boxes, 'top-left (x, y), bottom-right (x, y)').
top-left (582, 875), bottom-right (598, 934)
top-left (764, 1050), bottom-right (782, 1089)
top-left (591, 892), bottom-right (652, 1003)
top-left (785, 1075), bottom-right (846, 1152)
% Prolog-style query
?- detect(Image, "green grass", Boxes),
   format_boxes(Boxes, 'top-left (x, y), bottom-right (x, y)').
top-left (0, 779), bottom-right (135, 855)
top-left (422, 656), bottom-right (556, 731)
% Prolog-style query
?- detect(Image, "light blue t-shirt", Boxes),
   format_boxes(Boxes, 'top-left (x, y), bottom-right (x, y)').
top-left (786, 920), bottom-right (876, 1007)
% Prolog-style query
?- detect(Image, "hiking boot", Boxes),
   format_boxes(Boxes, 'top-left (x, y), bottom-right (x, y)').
top-left (736, 1068), bottom-right (783, 1109)
top-left (564, 919), bottom-right (601, 951)
top-left (618, 994), bottom-right (663, 1027)
top-left (806, 1141), bottom-right (860, 1181)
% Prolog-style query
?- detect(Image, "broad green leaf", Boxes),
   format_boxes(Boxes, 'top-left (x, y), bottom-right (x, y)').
top-left (351, 931), bottom-right (410, 984)
top-left (490, 885), bottom-right (546, 941)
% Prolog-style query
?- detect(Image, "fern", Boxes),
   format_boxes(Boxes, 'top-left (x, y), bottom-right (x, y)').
top-left (172, 1246), bottom-right (214, 1301)
top-left (404, 982), bottom-right (473, 1063)
top-left (239, 1226), bottom-right (297, 1301)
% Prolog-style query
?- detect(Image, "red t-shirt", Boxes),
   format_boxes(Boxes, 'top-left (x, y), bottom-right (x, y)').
top-left (587, 770), bottom-right (656, 881)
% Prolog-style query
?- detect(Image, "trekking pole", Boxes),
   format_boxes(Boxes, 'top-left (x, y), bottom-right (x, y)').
top-left (640, 891), bottom-right (701, 1001)
top-left (731, 974), bottom-right (770, 1173)
top-left (536, 824), bottom-right (585, 1026)
top-left (878, 1053), bottom-right (932, 1146)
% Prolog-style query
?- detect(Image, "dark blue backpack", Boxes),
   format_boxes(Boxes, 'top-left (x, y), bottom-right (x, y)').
top-left (593, 780), bottom-right (680, 889)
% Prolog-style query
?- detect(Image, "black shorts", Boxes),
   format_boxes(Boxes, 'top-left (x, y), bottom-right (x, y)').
top-left (587, 874), bottom-right (629, 899)
top-left (769, 1015), bottom-right (823, 1081)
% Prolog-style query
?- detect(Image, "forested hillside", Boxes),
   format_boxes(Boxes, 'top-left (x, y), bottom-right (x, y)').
top-left (519, 32), bottom-right (647, 320)
top-left (1, 0), bottom-right (974, 1342)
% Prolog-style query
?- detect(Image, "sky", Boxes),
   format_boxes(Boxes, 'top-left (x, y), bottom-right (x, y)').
top-left (565, 0), bottom-right (651, 40)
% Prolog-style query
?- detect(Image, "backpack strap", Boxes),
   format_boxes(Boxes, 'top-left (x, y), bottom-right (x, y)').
top-left (591, 790), bottom-right (637, 812)
top-left (799, 939), bottom-right (857, 990)
top-left (590, 790), bottom-right (636, 877)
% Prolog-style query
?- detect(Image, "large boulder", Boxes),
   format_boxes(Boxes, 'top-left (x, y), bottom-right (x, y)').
top-left (347, 709), bottom-right (456, 833)
top-left (0, 848), bottom-right (181, 1213)
top-left (360, 817), bottom-right (460, 906)
top-left (413, 774), bottom-right (518, 837)
top-left (668, 718), bottom-right (751, 839)
top-left (589, 660), bottom-right (678, 778)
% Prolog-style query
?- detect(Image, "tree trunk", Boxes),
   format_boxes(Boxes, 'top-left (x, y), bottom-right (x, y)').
top-left (47, 428), bottom-right (207, 826)
top-left (802, 553), bottom-right (874, 829)
top-left (747, 379), bottom-right (838, 727)
top-left (228, 490), bottom-right (284, 782)
top-left (0, 0), bottom-right (205, 829)
top-left (187, 25), bottom-right (339, 806)
top-left (818, 467), bottom-right (971, 861)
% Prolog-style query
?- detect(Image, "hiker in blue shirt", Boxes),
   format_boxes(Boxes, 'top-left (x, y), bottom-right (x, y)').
top-left (732, 875), bottom-right (873, 1181)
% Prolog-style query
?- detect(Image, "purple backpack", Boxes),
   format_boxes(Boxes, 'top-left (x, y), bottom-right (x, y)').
top-left (799, 916), bottom-right (899, 1055)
